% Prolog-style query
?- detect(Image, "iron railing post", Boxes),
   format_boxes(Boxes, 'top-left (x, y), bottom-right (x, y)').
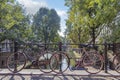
top-left (14, 41), bottom-right (18, 52)
top-left (59, 42), bottom-right (62, 72)
top-left (14, 40), bottom-right (18, 72)
top-left (104, 42), bottom-right (108, 73)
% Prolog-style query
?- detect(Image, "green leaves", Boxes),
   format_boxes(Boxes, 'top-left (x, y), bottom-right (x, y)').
top-left (32, 7), bottom-right (61, 43)
top-left (65, 0), bottom-right (120, 44)
top-left (0, 0), bottom-right (30, 42)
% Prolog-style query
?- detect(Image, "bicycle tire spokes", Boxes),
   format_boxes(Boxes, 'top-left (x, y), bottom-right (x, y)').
top-left (115, 64), bottom-right (120, 71)
top-left (83, 53), bottom-right (103, 74)
top-left (113, 54), bottom-right (120, 73)
top-left (50, 52), bottom-right (69, 73)
top-left (7, 52), bottom-right (26, 73)
top-left (38, 51), bottom-right (52, 73)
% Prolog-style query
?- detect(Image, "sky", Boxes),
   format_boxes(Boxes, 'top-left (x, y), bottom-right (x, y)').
top-left (17, 0), bottom-right (68, 37)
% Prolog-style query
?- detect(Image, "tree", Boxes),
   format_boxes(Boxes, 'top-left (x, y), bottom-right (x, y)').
top-left (0, 0), bottom-right (31, 42)
top-left (108, 13), bottom-right (120, 43)
top-left (65, 0), bottom-right (120, 44)
top-left (32, 7), bottom-right (61, 43)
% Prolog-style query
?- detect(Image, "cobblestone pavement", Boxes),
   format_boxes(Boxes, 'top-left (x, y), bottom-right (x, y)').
top-left (0, 69), bottom-right (119, 80)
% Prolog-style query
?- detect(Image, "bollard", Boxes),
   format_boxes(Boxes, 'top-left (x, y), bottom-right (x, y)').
top-left (104, 42), bottom-right (108, 73)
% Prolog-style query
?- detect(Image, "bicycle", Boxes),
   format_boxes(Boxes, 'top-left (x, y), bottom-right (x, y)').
top-left (49, 43), bottom-right (104, 74)
top-left (7, 42), bottom-right (53, 73)
top-left (68, 44), bottom-right (104, 74)
top-left (113, 53), bottom-right (120, 73)
top-left (107, 43), bottom-right (120, 73)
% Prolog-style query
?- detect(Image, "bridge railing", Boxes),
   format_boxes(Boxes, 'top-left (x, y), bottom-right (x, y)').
top-left (0, 41), bottom-right (120, 74)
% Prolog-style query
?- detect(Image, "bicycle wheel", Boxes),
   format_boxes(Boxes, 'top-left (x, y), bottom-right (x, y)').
top-left (38, 51), bottom-right (52, 73)
top-left (113, 54), bottom-right (120, 73)
top-left (49, 52), bottom-right (70, 73)
top-left (83, 52), bottom-right (103, 74)
top-left (7, 52), bottom-right (26, 73)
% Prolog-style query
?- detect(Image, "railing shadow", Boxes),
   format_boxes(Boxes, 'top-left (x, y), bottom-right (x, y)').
top-left (0, 73), bottom-right (25, 80)
top-left (0, 72), bottom-right (119, 80)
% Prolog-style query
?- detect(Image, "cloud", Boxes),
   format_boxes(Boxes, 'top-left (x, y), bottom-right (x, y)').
top-left (56, 10), bottom-right (67, 17)
top-left (17, 0), bottom-right (48, 14)
top-left (56, 10), bottom-right (67, 36)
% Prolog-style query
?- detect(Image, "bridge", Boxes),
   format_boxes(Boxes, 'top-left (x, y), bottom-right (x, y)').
top-left (0, 69), bottom-right (120, 80)
top-left (0, 42), bottom-right (120, 80)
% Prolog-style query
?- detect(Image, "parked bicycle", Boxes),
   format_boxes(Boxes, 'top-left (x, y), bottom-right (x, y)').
top-left (7, 42), bottom-right (53, 73)
top-left (69, 44), bottom-right (104, 74)
top-left (113, 53), bottom-right (120, 73)
top-left (49, 43), bottom-right (104, 74)
top-left (107, 43), bottom-right (120, 73)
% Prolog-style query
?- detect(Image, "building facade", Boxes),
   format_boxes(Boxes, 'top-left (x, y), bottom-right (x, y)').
top-left (0, 40), bottom-right (14, 68)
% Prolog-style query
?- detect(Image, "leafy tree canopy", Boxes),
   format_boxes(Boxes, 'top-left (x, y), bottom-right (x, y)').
top-left (65, 0), bottom-right (120, 44)
top-left (32, 7), bottom-right (61, 43)
top-left (0, 0), bottom-right (31, 42)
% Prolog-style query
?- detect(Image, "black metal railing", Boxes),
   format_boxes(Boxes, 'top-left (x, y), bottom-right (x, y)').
top-left (0, 41), bottom-right (120, 74)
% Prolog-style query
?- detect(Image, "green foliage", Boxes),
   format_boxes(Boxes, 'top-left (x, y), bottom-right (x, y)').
top-left (32, 7), bottom-right (61, 43)
top-left (65, 0), bottom-right (120, 44)
top-left (0, 1), bottom-right (61, 43)
top-left (0, 0), bottom-right (32, 42)
top-left (108, 14), bottom-right (120, 43)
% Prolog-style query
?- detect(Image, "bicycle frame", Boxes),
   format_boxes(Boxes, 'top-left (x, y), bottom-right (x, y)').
top-left (69, 46), bottom-right (104, 74)
top-left (69, 48), bottom-right (89, 69)
top-left (7, 42), bottom-right (46, 73)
